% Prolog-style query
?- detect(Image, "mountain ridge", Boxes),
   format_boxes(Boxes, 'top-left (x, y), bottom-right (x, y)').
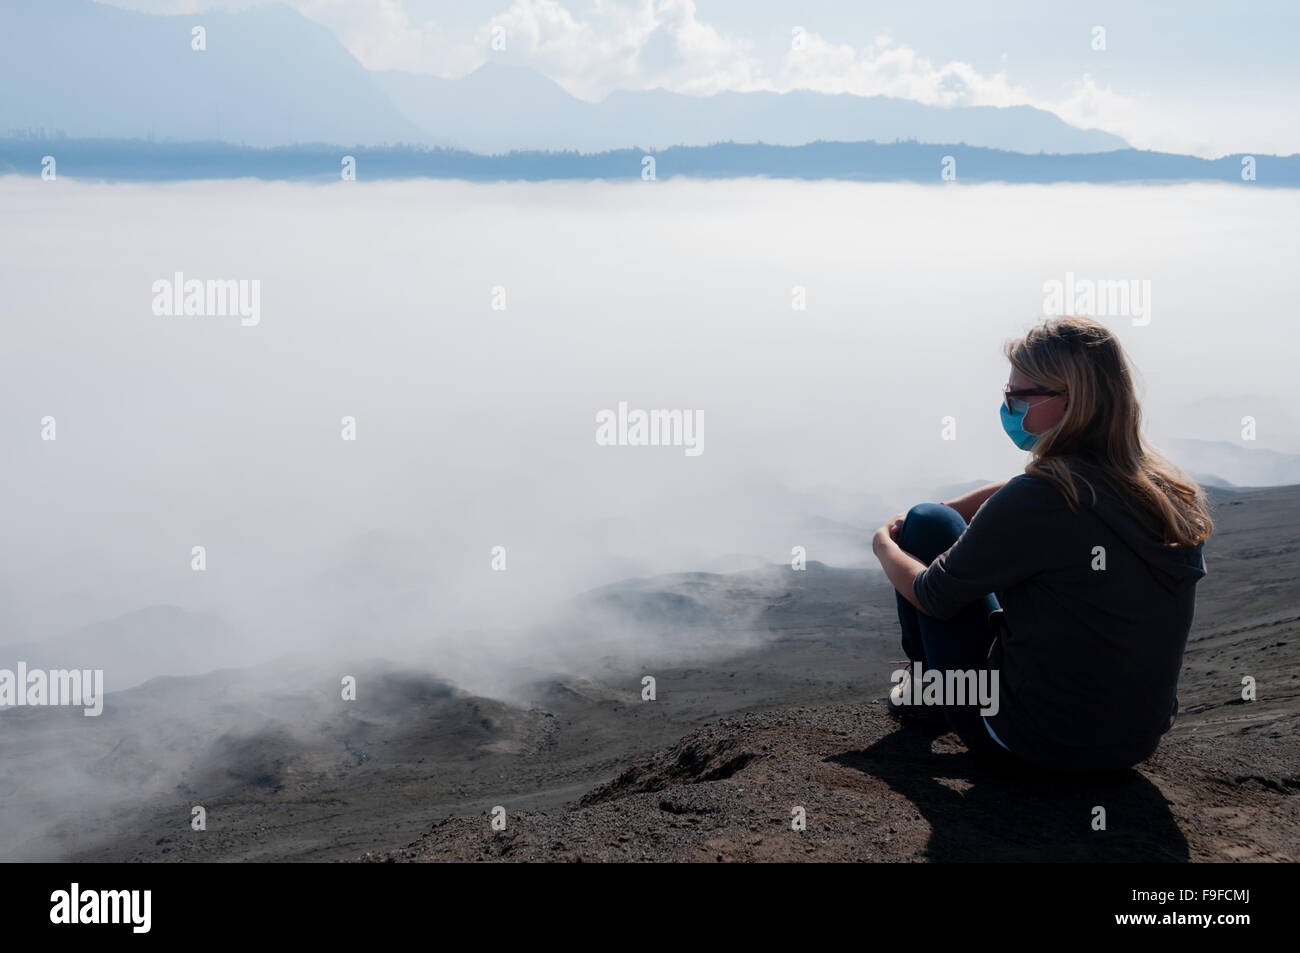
top-left (375, 61), bottom-right (1130, 155)
top-left (3, 136), bottom-right (1292, 186)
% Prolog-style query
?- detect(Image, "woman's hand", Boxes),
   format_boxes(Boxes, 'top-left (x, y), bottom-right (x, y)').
top-left (873, 512), bottom-right (907, 555)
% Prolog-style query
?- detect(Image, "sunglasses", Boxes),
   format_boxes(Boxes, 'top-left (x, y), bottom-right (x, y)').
top-left (1003, 383), bottom-right (1063, 413)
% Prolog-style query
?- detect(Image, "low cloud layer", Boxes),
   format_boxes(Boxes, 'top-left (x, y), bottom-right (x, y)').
top-left (1, 175), bottom-right (1295, 683)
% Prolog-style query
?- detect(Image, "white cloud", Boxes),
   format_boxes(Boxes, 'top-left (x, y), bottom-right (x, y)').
top-left (293, 0), bottom-right (467, 75)
top-left (455, 0), bottom-right (764, 100)
top-left (772, 30), bottom-right (1277, 156)
top-left (776, 31), bottom-right (1034, 107)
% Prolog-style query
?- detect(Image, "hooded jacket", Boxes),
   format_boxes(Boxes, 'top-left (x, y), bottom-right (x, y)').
top-left (912, 458), bottom-right (1207, 773)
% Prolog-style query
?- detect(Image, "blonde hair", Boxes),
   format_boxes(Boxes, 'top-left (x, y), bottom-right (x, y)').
top-left (1005, 316), bottom-right (1213, 547)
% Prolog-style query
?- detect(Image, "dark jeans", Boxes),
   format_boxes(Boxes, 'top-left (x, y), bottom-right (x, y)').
top-left (895, 502), bottom-right (1017, 764)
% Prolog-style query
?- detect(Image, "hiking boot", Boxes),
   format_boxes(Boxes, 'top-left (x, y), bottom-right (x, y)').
top-left (887, 668), bottom-right (948, 727)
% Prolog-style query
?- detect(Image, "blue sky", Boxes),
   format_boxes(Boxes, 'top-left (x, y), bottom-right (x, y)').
top-left (101, 0), bottom-right (1300, 156)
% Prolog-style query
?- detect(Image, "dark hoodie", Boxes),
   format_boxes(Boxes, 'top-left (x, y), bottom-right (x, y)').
top-left (912, 458), bottom-right (1207, 773)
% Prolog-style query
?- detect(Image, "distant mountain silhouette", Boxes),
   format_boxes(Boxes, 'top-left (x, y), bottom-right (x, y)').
top-left (2, 137), bottom-right (1294, 187)
top-left (0, 0), bottom-right (421, 146)
top-left (374, 62), bottom-right (1130, 155)
top-left (0, 605), bottom-right (254, 692)
top-left (3, 0), bottom-right (1127, 155)
top-left (1167, 438), bottom-right (1300, 488)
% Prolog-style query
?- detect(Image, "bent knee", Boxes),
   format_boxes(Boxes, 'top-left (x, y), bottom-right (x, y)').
top-left (899, 501), bottom-right (967, 556)
top-left (905, 501), bottom-right (955, 522)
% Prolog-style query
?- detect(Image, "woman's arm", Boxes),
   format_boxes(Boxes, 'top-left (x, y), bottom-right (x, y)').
top-left (940, 480), bottom-right (1007, 522)
top-left (872, 520), bottom-right (929, 611)
top-left (873, 479), bottom-right (1011, 611)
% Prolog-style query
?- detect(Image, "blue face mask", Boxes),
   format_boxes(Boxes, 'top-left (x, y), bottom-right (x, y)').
top-left (1000, 401), bottom-right (1039, 450)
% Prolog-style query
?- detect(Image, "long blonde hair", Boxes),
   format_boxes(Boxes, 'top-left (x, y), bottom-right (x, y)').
top-left (1005, 316), bottom-right (1213, 547)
